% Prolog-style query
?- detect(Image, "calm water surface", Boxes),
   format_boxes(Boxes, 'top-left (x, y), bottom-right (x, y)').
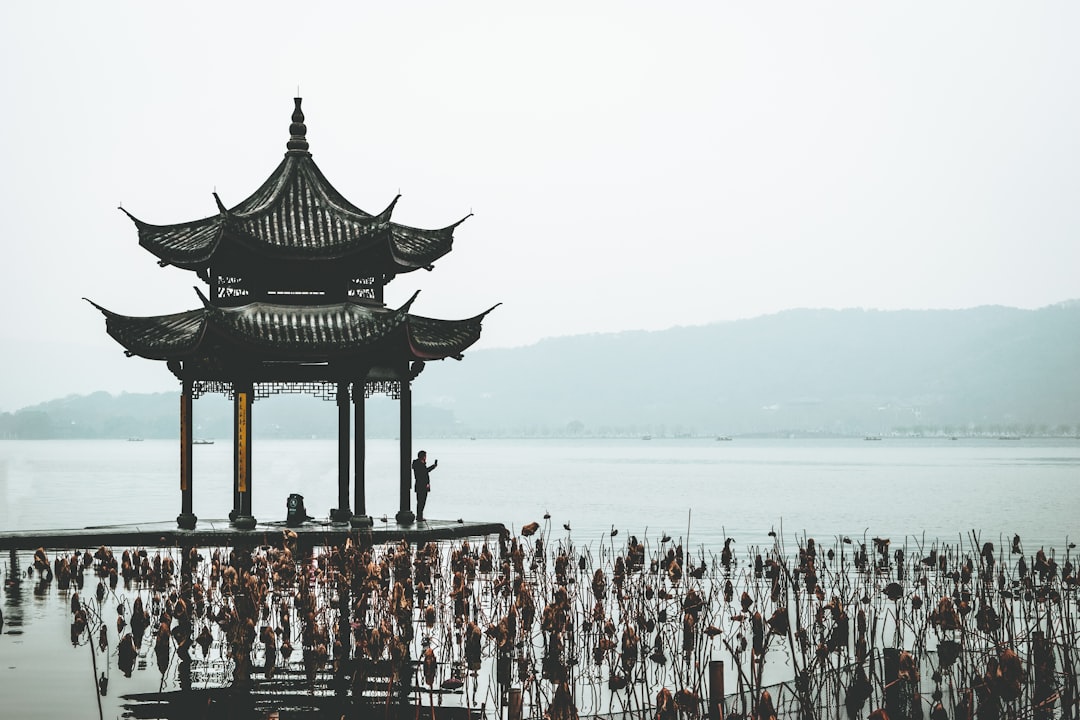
top-left (0, 437), bottom-right (1077, 718)
top-left (1, 437), bottom-right (1077, 548)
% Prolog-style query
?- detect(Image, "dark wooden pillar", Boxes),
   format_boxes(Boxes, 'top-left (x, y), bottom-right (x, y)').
top-left (232, 382), bottom-right (256, 529)
top-left (350, 381), bottom-right (372, 528)
top-left (177, 380), bottom-right (197, 529)
top-left (331, 382), bottom-right (352, 522)
top-left (229, 385), bottom-right (240, 522)
top-left (395, 378), bottom-right (415, 524)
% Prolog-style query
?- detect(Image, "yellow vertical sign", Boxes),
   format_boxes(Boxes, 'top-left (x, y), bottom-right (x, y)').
top-left (180, 395), bottom-right (189, 491)
top-left (237, 392), bottom-right (248, 493)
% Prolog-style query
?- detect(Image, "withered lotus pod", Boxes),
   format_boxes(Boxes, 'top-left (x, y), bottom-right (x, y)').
top-left (422, 647), bottom-right (437, 687)
top-left (899, 651), bottom-right (919, 682)
top-left (654, 687), bottom-right (677, 720)
top-left (675, 688), bottom-right (700, 713)
top-left (683, 588), bottom-right (704, 616)
top-left (931, 597), bottom-right (960, 630)
top-left (592, 569), bottom-right (606, 601)
top-left (592, 645), bottom-right (606, 666)
top-left (668, 559), bottom-right (682, 584)
top-left (196, 625), bottom-right (212, 657)
top-left (883, 582), bottom-right (904, 601)
top-left (549, 680), bottom-right (578, 720)
top-left (767, 608), bottom-right (790, 636)
top-left (621, 626), bottom-right (639, 672)
top-left (938, 639), bottom-right (961, 668)
top-left (118, 633), bottom-right (137, 677)
top-left (683, 613), bottom-right (696, 654)
top-left (844, 667), bottom-right (872, 720)
top-left (994, 648), bottom-right (1023, 700)
top-left (976, 602), bottom-right (1000, 632)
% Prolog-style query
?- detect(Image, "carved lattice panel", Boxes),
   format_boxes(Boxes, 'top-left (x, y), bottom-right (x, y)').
top-left (364, 380), bottom-right (401, 400)
top-left (192, 380), bottom-right (234, 400)
top-left (191, 380), bottom-right (404, 401)
top-left (254, 381), bottom-right (339, 401)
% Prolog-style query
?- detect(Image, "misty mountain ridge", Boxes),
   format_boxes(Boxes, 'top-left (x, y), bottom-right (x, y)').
top-left (3, 304), bottom-right (1077, 439)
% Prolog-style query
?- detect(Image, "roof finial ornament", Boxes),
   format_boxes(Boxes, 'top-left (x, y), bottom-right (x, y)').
top-left (286, 97), bottom-right (310, 155)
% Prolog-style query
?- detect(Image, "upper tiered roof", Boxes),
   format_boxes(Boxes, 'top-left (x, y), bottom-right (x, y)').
top-left (90, 99), bottom-right (497, 372)
top-left (121, 98), bottom-right (469, 278)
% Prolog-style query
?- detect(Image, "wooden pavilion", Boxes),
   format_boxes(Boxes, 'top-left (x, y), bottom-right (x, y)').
top-left (89, 98), bottom-right (496, 530)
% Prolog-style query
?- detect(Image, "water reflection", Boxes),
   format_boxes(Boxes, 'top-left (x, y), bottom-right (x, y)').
top-left (3, 549), bottom-right (23, 636)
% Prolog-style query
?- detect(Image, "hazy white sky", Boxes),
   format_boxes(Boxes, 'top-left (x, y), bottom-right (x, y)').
top-left (1, 2), bottom-right (1078, 410)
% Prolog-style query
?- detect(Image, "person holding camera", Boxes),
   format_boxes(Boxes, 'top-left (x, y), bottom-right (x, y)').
top-left (412, 450), bottom-right (437, 522)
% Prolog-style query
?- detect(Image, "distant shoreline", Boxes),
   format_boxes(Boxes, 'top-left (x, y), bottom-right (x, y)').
top-left (1, 433), bottom-right (1078, 441)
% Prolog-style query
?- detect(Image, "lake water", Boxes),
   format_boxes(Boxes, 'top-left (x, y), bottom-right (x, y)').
top-left (0, 437), bottom-right (1078, 718)
top-left (2, 437), bottom-right (1077, 549)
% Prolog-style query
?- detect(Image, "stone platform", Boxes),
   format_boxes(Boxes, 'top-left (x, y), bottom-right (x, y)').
top-left (0, 517), bottom-right (505, 551)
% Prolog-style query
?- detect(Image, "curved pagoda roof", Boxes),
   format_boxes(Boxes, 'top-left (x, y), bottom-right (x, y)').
top-left (86, 294), bottom-right (499, 364)
top-left (121, 98), bottom-right (469, 275)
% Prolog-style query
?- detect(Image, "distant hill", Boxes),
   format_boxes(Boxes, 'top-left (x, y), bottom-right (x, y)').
top-left (2, 304), bottom-right (1077, 439)
top-left (415, 302), bottom-right (1080, 437)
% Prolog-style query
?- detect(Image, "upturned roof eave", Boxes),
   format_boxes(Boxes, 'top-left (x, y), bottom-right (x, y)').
top-left (128, 155), bottom-right (468, 269)
top-left (86, 299), bottom-right (209, 359)
top-left (121, 207), bottom-right (225, 268)
top-left (404, 303), bottom-right (499, 360)
top-left (90, 295), bottom-right (491, 363)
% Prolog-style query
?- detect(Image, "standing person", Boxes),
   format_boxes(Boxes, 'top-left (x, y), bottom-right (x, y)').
top-left (412, 450), bottom-right (437, 522)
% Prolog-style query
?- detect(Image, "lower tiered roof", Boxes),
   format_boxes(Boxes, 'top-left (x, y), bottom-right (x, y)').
top-left (87, 294), bottom-right (497, 365)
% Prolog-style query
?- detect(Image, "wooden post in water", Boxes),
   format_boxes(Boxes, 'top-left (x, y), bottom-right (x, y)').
top-left (709, 660), bottom-right (725, 720)
top-left (508, 688), bottom-right (523, 720)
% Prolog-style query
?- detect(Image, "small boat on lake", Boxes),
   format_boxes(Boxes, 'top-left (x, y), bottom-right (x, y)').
top-left (193, 439), bottom-right (215, 445)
